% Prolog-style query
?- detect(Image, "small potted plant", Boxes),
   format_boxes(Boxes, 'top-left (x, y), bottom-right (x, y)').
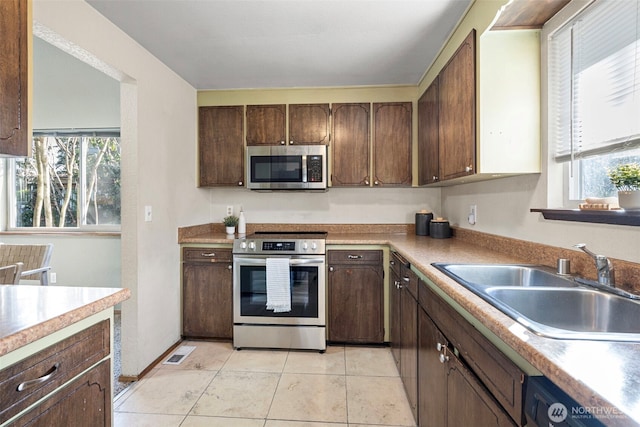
top-left (223, 215), bottom-right (239, 235)
top-left (607, 163), bottom-right (640, 210)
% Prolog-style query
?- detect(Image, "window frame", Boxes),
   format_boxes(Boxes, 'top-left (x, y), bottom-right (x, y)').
top-left (536, 0), bottom-right (640, 226)
top-left (6, 131), bottom-right (121, 233)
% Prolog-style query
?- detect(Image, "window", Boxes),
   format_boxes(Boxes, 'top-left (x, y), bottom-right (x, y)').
top-left (9, 130), bottom-right (121, 230)
top-left (549, 0), bottom-right (640, 202)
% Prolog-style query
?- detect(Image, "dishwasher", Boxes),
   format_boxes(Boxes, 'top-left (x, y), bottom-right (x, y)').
top-left (525, 376), bottom-right (606, 426)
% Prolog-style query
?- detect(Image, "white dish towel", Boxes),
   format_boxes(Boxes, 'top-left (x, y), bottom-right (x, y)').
top-left (266, 258), bottom-right (291, 313)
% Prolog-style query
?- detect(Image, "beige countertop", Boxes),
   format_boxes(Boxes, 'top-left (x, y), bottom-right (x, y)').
top-left (0, 285), bottom-right (130, 357)
top-left (180, 229), bottom-right (640, 426)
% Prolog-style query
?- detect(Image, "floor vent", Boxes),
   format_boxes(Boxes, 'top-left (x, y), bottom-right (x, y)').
top-left (162, 345), bottom-right (196, 365)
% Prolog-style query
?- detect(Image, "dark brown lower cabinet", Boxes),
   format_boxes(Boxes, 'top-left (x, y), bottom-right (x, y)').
top-left (447, 355), bottom-right (517, 427)
top-left (9, 360), bottom-right (111, 427)
top-left (182, 248), bottom-right (233, 339)
top-left (327, 250), bottom-right (384, 343)
top-left (400, 268), bottom-right (418, 420)
top-left (416, 281), bottom-right (526, 427)
top-left (418, 306), bottom-right (447, 427)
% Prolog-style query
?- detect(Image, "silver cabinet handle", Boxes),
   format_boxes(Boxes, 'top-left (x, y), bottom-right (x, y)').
top-left (432, 175), bottom-right (439, 181)
top-left (347, 255), bottom-right (363, 260)
top-left (402, 277), bottom-right (410, 282)
top-left (238, 181), bottom-right (243, 186)
top-left (465, 165), bottom-right (473, 172)
top-left (329, 266), bottom-right (334, 272)
top-left (395, 280), bottom-right (402, 289)
top-left (364, 179), bottom-right (370, 185)
top-left (280, 141), bottom-right (286, 145)
top-left (290, 140), bottom-right (294, 144)
top-left (374, 180), bottom-right (380, 185)
top-left (390, 260), bottom-right (395, 266)
top-left (201, 253), bottom-right (216, 257)
top-left (439, 353), bottom-right (450, 364)
top-left (18, 363), bottom-right (60, 392)
top-left (227, 265), bottom-right (232, 270)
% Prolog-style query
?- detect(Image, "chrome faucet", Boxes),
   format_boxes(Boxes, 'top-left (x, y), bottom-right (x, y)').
top-left (574, 243), bottom-right (615, 287)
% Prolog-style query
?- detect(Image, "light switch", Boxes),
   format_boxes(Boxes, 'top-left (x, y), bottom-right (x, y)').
top-left (145, 205), bottom-right (152, 222)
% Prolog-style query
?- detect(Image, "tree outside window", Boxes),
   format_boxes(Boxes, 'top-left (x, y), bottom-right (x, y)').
top-left (14, 135), bottom-right (120, 228)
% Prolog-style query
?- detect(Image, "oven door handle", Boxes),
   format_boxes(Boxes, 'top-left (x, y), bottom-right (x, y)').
top-left (233, 257), bottom-right (325, 266)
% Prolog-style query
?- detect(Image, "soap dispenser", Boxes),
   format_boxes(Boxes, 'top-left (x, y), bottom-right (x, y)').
top-left (238, 208), bottom-right (246, 235)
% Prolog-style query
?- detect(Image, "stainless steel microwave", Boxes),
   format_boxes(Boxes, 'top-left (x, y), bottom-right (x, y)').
top-left (246, 145), bottom-right (327, 191)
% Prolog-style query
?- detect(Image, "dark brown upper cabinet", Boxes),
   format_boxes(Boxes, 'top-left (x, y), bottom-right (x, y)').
top-left (289, 103), bottom-right (330, 145)
top-left (331, 103), bottom-right (370, 186)
top-left (0, 0), bottom-right (31, 157)
top-left (438, 30), bottom-right (476, 182)
top-left (418, 76), bottom-right (439, 185)
top-left (372, 102), bottom-right (412, 186)
top-left (246, 104), bottom-right (286, 146)
top-left (198, 106), bottom-right (245, 187)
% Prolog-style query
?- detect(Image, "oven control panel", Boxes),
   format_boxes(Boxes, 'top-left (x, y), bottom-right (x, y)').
top-left (233, 237), bottom-right (325, 255)
top-left (262, 241), bottom-right (295, 251)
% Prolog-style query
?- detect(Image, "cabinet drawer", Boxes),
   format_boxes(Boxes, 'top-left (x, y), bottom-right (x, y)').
top-left (183, 247), bottom-right (232, 263)
top-left (419, 284), bottom-right (525, 425)
top-left (0, 320), bottom-right (110, 422)
top-left (389, 251), bottom-right (407, 277)
top-left (328, 250), bottom-right (382, 265)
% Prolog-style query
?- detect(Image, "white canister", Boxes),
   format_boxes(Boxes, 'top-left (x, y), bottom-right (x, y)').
top-left (238, 210), bottom-right (246, 234)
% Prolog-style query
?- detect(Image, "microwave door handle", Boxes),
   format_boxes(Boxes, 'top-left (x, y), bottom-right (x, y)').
top-left (302, 154), bottom-right (307, 183)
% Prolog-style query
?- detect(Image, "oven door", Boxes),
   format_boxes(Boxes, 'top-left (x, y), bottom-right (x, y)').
top-left (233, 256), bottom-right (326, 326)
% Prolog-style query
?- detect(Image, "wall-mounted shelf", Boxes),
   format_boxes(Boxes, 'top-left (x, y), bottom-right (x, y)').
top-left (531, 209), bottom-right (640, 226)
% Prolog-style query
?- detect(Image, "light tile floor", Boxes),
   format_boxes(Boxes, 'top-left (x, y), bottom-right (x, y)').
top-left (114, 342), bottom-right (416, 427)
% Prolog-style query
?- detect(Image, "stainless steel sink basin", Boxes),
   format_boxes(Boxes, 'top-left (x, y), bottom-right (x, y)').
top-left (432, 263), bottom-right (577, 288)
top-left (485, 287), bottom-right (640, 341)
top-left (431, 263), bottom-right (640, 341)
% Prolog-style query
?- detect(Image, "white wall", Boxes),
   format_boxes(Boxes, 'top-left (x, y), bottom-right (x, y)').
top-left (442, 174), bottom-right (640, 264)
top-left (33, 37), bottom-right (120, 130)
top-left (201, 187), bottom-right (441, 226)
top-left (33, 0), bottom-right (200, 378)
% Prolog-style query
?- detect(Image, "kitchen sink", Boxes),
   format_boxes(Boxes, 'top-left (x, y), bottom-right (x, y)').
top-left (485, 287), bottom-right (640, 341)
top-left (432, 263), bottom-right (578, 289)
top-left (431, 263), bottom-right (640, 341)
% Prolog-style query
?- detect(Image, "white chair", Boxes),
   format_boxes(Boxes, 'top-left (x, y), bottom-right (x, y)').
top-left (0, 262), bottom-right (23, 285)
top-left (0, 244), bottom-right (53, 285)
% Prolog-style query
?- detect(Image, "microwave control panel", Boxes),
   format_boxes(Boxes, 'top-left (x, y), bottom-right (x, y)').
top-left (307, 155), bottom-right (323, 182)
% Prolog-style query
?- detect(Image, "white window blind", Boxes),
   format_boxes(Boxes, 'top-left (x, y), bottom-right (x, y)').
top-left (551, 0), bottom-right (640, 162)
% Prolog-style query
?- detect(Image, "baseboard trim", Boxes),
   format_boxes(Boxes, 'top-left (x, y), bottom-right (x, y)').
top-left (118, 339), bottom-right (183, 383)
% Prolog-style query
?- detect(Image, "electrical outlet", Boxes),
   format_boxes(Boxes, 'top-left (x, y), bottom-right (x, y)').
top-left (468, 205), bottom-right (477, 225)
top-left (50, 272), bottom-right (57, 284)
top-left (226, 205), bottom-right (234, 216)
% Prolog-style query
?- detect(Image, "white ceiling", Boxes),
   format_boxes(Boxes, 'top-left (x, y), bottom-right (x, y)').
top-left (85, 0), bottom-right (473, 90)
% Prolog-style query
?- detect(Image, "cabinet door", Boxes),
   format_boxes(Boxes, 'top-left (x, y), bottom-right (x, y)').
top-left (198, 106), bottom-right (245, 187)
top-left (289, 104), bottom-right (330, 145)
top-left (331, 103), bottom-right (370, 186)
top-left (418, 307), bottom-right (448, 427)
top-left (0, 0), bottom-right (30, 157)
top-left (439, 30), bottom-right (476, 181)
top-left (400, 285), bottom-right (418, 420)
top-left (418, 77), bottom-right (440, 185)
top-left (11, 360), bottom-right (111, 427)
top-left (372, 102), bottom-right (412, 186)
top-left (447, 354), bottom-right (517, 427)
top-left (246, 104), bottom-right (286, 145)
top-left (183, 259), bottom-right (233, 339)
top-left (328, 257), bottom-right (383, 343)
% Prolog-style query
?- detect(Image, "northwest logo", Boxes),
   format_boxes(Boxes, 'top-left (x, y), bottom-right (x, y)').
top-left (549, 402), bottom-right (568, 422)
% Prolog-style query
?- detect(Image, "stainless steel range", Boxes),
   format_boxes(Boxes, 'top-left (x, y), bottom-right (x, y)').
top-left (232, 232), bottom-right (327, 351)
